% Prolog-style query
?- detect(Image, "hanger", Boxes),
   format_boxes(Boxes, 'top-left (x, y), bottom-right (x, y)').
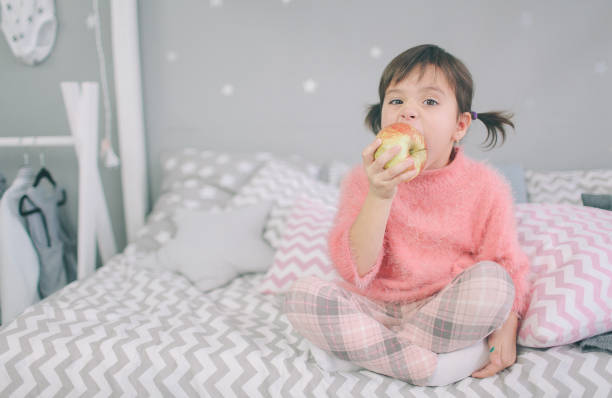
top-left (18, 195), bottom-right (51, 247)
top-left (30, 151), bottom-right (67, 206)
top-left (33, 152), bottom-right (56, 187)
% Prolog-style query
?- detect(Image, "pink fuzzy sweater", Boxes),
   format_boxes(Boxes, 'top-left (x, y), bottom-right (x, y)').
top-left (328, 146), bottom-right (530, 318)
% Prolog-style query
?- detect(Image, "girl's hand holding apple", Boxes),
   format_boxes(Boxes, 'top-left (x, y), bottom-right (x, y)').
top-left (362, 138), bottom-right (418, 200)
top-left (362, 123), bottom-right (427, 200)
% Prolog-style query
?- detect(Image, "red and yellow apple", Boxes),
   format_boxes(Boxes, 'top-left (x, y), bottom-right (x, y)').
top-left (373, 123), bottom-right (427, 181)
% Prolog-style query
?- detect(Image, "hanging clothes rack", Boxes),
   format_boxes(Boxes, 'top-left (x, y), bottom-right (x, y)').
top-left (0, 81), bottom-right (117, 281)
top-left (0, 136), bottom-right (74, 147)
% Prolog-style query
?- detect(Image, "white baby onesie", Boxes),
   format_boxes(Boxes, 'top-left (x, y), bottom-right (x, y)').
top-left (0, 0), bottom-right (57, 65)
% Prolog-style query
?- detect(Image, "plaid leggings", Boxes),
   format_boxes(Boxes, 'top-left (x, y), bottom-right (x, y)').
top-left (282, 261), bottom-right (515, 386)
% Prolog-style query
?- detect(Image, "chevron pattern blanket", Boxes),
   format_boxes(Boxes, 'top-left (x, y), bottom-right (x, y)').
top-left (0, 250), bottom-right (610, 397)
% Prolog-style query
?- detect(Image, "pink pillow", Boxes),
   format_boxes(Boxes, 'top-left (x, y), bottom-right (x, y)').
top-left (260, 199), bottom-right (612, 350)
top-left (257, 196), bottom-right (341, 294)
top-left (516, 203), bottom-right (612, 347)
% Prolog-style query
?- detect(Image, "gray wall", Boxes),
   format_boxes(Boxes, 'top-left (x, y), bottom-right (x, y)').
top-left (2, 1), bottom-right (611, 255)
top-left (140, 0), bottom-right (612, 202)
top-left (0, 0), bottom-right (126, 258)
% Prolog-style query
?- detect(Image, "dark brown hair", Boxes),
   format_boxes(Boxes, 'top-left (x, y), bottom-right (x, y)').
top-left (365, 44), bottom-right (514, 150)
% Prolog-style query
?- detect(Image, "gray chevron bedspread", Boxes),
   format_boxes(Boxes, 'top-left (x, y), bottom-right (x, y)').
top-left (0, 251), bottom-right (610, 397)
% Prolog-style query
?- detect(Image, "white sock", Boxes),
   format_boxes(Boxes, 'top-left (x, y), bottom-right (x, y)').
top-left (308, 337), bottom-right (490, 386)
top-left (308, 341), bottom-right (363, 372)
top-left (425, 339), bottom-right (490, 387)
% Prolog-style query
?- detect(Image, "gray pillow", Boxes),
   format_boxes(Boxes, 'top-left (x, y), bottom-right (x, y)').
top-left (159, 149), bottom-right (268, 194)
top-left (159, 149), bottom-right (322, 195)
top-left (493, 163), bottom-right (528, 203)
top-left (581, 193), bottom-right (612, 211)
top-left (525, 169), bottom-right (612, 205)
top-left (140, 200), bottom-right (275, 292)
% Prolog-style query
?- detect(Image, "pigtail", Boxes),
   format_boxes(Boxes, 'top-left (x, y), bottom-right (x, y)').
top-left (475, 111), bottom-right (515, 151)
top-left (365, 103), bottom-right (382, 134)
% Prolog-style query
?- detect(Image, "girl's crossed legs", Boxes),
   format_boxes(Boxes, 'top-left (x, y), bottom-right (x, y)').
top-left (282, 261), bottom-right (515, 386)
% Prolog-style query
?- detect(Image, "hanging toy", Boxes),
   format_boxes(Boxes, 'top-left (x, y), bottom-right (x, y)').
top-left (0, 0), bottom-right (58, 66)
top-left (88, 0), bottom-right (120, 169)
top-left (100, 137), bottom-right (120, 168)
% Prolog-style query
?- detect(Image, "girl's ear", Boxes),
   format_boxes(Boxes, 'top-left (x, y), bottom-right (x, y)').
top-left (454, 111), bottom-right (472, 141)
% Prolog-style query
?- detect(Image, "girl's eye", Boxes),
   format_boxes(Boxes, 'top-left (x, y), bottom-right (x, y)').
top-left (424, 98), bottom-right (438, 106)
top-left (389, 99), bottom-right (403, 105)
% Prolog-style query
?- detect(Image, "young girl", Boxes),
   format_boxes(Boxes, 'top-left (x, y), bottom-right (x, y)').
top-left (282, 44), bottom-right (530, 386)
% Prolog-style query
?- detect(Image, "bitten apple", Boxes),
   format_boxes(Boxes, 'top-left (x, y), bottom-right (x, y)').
top-left (373, 122), bottom-right (427, 181)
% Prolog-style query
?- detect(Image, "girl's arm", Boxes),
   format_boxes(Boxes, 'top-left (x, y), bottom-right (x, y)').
top-left (473, 173), bottom-right (531, 319)
top-left (329, 138), bottom-right (418, 288)
top-left (349, 191), bottom-right (394, 277)
top-left (471, 171), bottom-right (529, 378)
top-left (472, 312), bottom-right (519, 378)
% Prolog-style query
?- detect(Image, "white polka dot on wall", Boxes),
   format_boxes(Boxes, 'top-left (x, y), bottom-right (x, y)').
top-left (303, 78), bottom-right (318, 94)
top-left (164, 157), bottom-right (177, 170)
top-left (370, 46), bottom-right (382, 59)
top-left (594, 61), bottom-right (608, 75)
top-left (210, 0), bottom-right (223, 8)
top-left (281, 0), bottom-right (292, 4)
top-left (520, 11), bottom-right (533, 27)
top-left (166, 51), bottom-right (178, 63)
top-left (221, 84), bottom-right (235, 96)
top-left (86, 13), bottom-right (97, 30)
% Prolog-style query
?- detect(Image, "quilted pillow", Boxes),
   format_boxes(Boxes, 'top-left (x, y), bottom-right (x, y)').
top-left (128, 150), bottom-right (322, 255)
top-left (160, 148), bottom-right (321, 194)
top-left (257, 196), bottom-right (342, 294)
top-left (230, 158), bottom-right (340, 249)
top-left (525, 169), bottom-right (612, 205)
top-left (160, 149), bottom-right (269, 194)
top-left (516, 203), bottom-right (612, 347)
top-left (125, 183), bottom-right (233, 254)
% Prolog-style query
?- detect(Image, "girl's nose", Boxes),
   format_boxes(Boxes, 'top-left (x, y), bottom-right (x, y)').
top-left (399, 104), bottom-right (418, 121)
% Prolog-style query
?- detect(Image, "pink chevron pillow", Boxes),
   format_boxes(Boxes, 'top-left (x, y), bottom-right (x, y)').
top-left (516, 203), bottom-right (612, 348)
top-left (257, 196), bottom-right (342, 294)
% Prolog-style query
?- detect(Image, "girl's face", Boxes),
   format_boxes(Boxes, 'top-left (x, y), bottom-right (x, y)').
top-left (380, 64), bottom-right (471, 171)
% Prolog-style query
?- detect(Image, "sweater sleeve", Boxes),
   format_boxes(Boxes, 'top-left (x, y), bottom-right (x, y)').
top-left (474, 173), bottom-right (531, 319)
top-left (327, 166), bottom-right (385, 290)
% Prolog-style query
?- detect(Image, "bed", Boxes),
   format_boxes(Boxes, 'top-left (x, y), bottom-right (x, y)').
top-left (0, 149), bottom-right (611, 397)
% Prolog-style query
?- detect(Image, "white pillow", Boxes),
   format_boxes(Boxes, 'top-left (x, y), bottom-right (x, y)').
top-left (141, 201), bottom-right (275, 292)
top-left (230, 158), bottom-right (339, 248)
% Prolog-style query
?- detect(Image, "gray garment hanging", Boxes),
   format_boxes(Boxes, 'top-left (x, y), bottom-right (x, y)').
top-left (0, 172), bottom-right (6, 199)
top-left (19, 179), bottom-right (77, 298)
top-left (0, 166), bottom-right (41, 325)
